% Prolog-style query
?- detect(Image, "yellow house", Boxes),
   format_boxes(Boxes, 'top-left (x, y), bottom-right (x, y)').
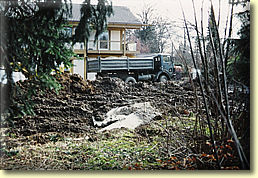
top-left (68, 4), bottom-right (143, 80)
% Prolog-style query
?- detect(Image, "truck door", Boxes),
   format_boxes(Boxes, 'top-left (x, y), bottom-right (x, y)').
top-left (154, 56), bottom-right (161, 72)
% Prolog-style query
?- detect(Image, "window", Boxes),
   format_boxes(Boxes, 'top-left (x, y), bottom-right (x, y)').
top-left (110, 30), bottom-right (120, 50)
top-left (163, 56), bottom-right (171, 63)
top-left (98, 31), bottom-right (109, 50)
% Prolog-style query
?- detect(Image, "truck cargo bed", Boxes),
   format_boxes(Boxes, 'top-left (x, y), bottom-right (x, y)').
top-left (87, 57), bottom-right (154, 73)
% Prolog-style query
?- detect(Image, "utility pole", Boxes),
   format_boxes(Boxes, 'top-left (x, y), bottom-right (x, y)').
top-left (84, 39), bottom-right (88, 80)
top-left (171, 42), bottom-right (174, 57)
top-left (183, 27), bottom-right (186, 54)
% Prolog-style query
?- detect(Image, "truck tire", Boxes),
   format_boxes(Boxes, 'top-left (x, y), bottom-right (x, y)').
top-left (125, 76), bottom-right (136, 84)
top-left (159, 75), bottom-right (168, 83)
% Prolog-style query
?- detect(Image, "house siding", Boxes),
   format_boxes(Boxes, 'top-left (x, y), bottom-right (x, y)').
top-left (68, 5), bottom-right (142, 80)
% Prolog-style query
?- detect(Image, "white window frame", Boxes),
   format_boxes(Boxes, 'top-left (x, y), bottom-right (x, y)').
top-left (110, 30), bottom-right (121, 51)
top-left (98, 31), bottom-right (109, 50)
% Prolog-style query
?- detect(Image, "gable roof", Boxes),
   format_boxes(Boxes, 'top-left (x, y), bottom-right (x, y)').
top-left (69, 4), bottom-right (142, 26)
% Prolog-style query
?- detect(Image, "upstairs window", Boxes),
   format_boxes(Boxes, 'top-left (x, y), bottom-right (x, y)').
top-left (98, 31), bottom-right (109, 50)
top-left (110, 30), bottom-right (121, 50)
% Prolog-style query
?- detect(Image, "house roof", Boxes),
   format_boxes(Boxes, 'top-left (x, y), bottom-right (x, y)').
top-left (69, 4), bottom-right (142, 26)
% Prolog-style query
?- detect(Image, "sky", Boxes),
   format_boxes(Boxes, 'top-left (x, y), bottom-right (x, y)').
top-left (72, 0), bottom-right (249, 52)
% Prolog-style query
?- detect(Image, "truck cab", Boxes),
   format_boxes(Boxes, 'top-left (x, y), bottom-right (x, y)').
top-left (153, 54), bottom-right (174, 82)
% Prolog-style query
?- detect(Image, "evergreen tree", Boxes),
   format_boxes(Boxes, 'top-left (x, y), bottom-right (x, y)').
top-left (227, 2), bottom-right (250, 87)
top-left (0, 0), bottom-right (112, 116)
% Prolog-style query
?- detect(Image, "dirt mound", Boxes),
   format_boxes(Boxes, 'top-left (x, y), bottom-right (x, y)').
top-left (56, 73), bottom-right (94, 94)
top-left (7, 74), bottom-right (197, 137)
top-left (8, 73), bottom-right (96, 136)
top-left (92, 77), bottom-right (128, 93)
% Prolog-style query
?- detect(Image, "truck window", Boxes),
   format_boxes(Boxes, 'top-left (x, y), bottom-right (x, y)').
top-left (163, 56), bottom-right (171, 63)
top-left (154, 57), bottom-right (160, 62)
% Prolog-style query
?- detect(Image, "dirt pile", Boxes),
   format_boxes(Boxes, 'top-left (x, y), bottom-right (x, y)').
top-left (92, 77), bottom-right (128, 93)
top-left (8, 73), bottom-right (96, 136)
top-left (57, 73), bottom-right (94, 94)
top-left (7, 74), bottom-right (197, 137)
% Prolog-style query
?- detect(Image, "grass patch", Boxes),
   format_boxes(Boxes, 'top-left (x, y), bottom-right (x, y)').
top-left (1, 116), bottom-right (207, 170)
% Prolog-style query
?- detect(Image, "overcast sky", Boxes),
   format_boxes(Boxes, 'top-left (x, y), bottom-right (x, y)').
top-left (72, 0), bottom-right (248, 52)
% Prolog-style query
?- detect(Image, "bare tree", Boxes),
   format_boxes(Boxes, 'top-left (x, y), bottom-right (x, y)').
top-left (135, 4), bottom-right (174, 53)
top-left (179, 0), bottom-right (249, 169)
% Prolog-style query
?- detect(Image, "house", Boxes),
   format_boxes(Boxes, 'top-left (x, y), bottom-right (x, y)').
top-left (67, 4), bottom-right (143, 80)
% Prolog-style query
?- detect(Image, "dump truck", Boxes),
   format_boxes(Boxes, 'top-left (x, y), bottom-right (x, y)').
top-left (87, 54), bottom-right (175, 83)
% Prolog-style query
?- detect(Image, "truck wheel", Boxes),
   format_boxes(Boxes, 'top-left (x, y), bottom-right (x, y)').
top-left (159, 75), bottom-right (168, 83)
top-left (125, 76), bottom-right (136, 84)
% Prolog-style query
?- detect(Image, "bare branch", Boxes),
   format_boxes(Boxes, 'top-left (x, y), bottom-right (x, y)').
top-left (180, 0), bottom-right (221, 169)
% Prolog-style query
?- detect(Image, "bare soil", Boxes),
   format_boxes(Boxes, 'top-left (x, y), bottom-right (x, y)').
top-left (6, 73), bottom-right (197, 137)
